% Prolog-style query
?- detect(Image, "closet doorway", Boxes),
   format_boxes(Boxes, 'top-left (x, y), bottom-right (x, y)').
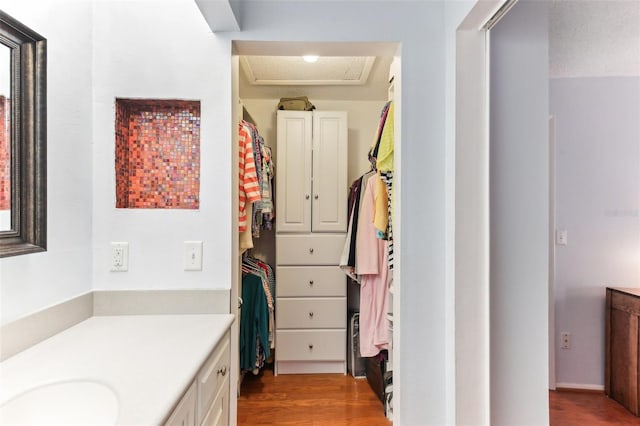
top-left (230, 41), bottom-right (401, 425)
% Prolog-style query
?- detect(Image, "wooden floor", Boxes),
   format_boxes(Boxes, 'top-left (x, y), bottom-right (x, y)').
top-left (239, 371), bottom-right (640, 425)
top-left (550, 390), bottom-right (640, 426)
top-left (237, 368), bottom-right (391, 426)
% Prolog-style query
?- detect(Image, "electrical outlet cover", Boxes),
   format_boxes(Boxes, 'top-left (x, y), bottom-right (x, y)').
top-left (111, 242), bottom-right (129, 272)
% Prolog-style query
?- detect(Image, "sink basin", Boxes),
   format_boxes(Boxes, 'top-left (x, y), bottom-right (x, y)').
top-left (0, 380), bottom-right (119, 425)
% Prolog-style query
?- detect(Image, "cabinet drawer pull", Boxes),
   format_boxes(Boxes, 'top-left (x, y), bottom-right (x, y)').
top-left (314, 194), bottom-right (319, 200)
top-left (217, 366), bottom-right (227, 376)
top-left (309, 248), bottom-right (314, 254)
top-left (309, 311), bottom-right (314, 318)
top-left (305, 194), bottom-right (310, 200)
top-left (309, 280), bottom-right (314, 286)
top-left (308, 344), bottom-right (314, 350)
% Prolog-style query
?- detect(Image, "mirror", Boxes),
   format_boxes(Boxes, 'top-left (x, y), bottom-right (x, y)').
top-left (1, 43), bottom-right (9, 231)
top-left (0, 11), bottom-right (46, 257)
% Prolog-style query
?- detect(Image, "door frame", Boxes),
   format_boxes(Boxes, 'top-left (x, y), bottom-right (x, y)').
top-left (230, 41), bottom-right (401, 425)
top-left (454, 1), bottom-right (517, 423)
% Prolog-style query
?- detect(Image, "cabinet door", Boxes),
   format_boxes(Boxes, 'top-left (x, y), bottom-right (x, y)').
top-left (276, 111), bottom-right (312, 233)
top-left (165, 381), bottom-right (197, 426)
top-left (312, 111), bottom-right (348, 232)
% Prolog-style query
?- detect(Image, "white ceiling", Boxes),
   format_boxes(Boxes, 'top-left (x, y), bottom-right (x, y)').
top-left (238, 1), bottom-right (640, 100)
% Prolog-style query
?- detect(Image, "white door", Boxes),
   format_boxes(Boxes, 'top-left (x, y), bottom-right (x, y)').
top-left (276, 111), bottom-right (312, 233)
top-left (312, 111), bottom-right (348, 233)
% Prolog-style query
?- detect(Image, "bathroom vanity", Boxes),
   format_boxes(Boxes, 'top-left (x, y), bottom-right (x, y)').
top-left (0, 314), bottom-right (234, 425)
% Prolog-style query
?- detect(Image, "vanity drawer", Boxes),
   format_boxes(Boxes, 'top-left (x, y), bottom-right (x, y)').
top-left (276, 234), bottom-right (346, 265)
top-left (277, 266), bottom-right (346, 297)
top-left (197, 331), bottom-right (230, 424)
top-left (276, 298), bottom-right (346, 329)
top-left (276, 329), bottom-right (346, 361)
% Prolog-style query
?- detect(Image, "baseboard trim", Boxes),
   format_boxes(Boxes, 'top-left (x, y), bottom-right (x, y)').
top-left (555, 383), bottom-right (605, 393)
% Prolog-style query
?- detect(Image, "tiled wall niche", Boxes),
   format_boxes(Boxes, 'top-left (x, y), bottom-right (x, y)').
top-left (0, 96), bottom-right (10, 211)
top-left (115, 98), bottom-right (200, 209)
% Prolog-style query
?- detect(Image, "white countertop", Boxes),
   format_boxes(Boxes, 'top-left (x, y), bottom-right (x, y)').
top-left (0, 314), bottom-right (234, 425)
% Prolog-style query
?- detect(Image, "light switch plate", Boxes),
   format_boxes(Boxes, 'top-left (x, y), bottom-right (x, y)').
top-left (184, 241), bottom-right (203, 271)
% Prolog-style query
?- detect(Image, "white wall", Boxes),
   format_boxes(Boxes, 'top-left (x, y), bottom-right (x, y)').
top-left (551, 76), bottom-right (640, 388)
top-left (0, 0), bottom-right (94, 324)
top-left (91, 0), bottom-right (232, 292)
top-left (489, 0), bottom-right (549, 424)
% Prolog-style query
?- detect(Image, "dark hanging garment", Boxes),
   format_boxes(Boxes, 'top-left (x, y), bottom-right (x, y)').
top-left (239, 273), bottom-right (270, 371)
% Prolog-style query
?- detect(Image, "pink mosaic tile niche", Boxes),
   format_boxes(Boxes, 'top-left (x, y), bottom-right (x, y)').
top-left (115, 98), bottom-right (200, 209)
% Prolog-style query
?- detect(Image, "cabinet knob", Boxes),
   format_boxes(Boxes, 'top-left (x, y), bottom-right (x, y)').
top-left (314, 194), bottom-right (319, 200)
top-left (309, 248), bottom-right (314, 254)
top-left (308, 344), bottom-right (314, 350)
top-left (217, 365), bottom-right (227, 376)
top-left (305, 194), bottom-right (310, 200)
top-left (309, 311), bottom-right (314, 318)
top-left (309, 280), bottom-right (314, 286)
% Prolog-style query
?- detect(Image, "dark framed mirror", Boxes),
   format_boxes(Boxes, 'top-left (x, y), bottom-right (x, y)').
top-left (0, 10), bottom-right (46, 257)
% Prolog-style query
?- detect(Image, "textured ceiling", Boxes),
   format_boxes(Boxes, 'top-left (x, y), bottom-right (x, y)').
top-left (549, 0), bottom-right (640, 77)
top-left (242, 56), bottom-right (375, 85)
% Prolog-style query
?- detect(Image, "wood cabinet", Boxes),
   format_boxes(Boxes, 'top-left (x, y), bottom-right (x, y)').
top-left (276, 110), bottom-right (348, 233)
top-left (275, 110), bottom-right (348, 375)
top-left (605, 287), bottom-right (640, 416)
top-left (165, 331), bottom-right (231, 426)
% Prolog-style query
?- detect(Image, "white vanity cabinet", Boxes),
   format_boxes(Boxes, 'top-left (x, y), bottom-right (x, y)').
top-left (165, 381), bottom-right (197, 426)
top-left (165, 331), bottom-right (230, 426)
top-left (275, 110), bottom-right (348, 375)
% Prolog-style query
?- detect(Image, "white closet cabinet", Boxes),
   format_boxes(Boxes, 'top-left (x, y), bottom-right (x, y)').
top-left (275, 110), bottom-right (348, 375)
top-left (276, 110), bottom-right (348, 233)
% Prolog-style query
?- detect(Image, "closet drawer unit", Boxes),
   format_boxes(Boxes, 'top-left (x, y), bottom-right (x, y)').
top-left (276, 297), bottom-right (346, 329)
top-left (276, 234), bottom-right (346, 265)
top-left (277, 266), bottom-right (346, 297)
top-left (276, 329), bottom-right (346, 361)
top-left (197, 331), bottom-right (230, 424)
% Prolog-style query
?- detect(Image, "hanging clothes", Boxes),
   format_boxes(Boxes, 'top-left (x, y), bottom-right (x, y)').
top-left (356, 174), bottom-right (390, 357)
top-left (238, 119), bottom-right (275, 253)
top-left (238, 121), bottom-right (261, 233)
top-left (339, 170), bottom-right (375, 280)
top-left (367, 101), bottom-right (395, 271)
top-left (239, 273), bottom-right (270, 372)
top-left (239, 256), bottom-right (275, 373)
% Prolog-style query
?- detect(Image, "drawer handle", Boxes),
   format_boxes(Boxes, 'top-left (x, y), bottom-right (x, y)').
top-left (309, 280), bottom-right (314, 286)
top-left (309, 248), bottom-right (314, 254)
top-left (314, 194), bottom-right (319, 200)
top-left (305, 194), bottom-right (310, 200)
top-left (217, 366), bottom-right (227, 376)
top-left (309, 311), bottom-right (314, 318)
top-left (308, 344), bottom-right (314, 350)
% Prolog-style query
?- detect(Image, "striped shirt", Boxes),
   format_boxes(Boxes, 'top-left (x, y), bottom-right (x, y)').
top-left (239, 122), bottom-right (261, 231)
